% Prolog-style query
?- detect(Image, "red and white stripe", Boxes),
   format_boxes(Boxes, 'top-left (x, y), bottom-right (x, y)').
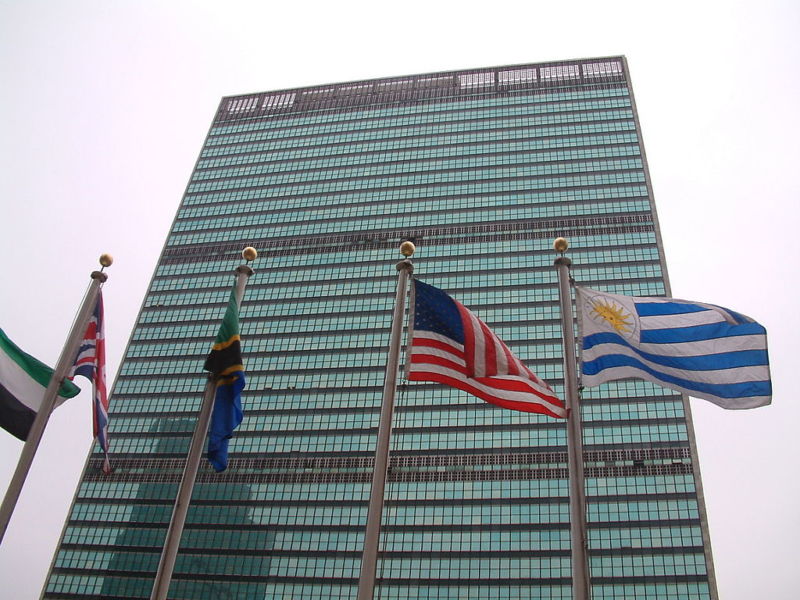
top-left (409, 302), bottom-right (566, 418)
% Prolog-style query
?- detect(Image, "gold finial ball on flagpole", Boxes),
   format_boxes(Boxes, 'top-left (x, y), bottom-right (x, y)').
top-left (553, 238), bottom-right (569, 254)
top-left (399, 241), bottom-right (416, 257)
top-left (99, 253), bottom-right (114, 267)
top-left (242, 247), bottom-right (258, 262)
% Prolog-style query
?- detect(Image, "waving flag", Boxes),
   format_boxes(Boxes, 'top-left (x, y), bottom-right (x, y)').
top-left (0, 329), bottom-right (81, 440)
top-left (204, 287), bottom-right (245, 472)
top-left (578, 286), bottom-right (771, 409)
top-left (69, 292), bottom-right (111, 473)
top-left (407, 280), bottom-right (566, 418)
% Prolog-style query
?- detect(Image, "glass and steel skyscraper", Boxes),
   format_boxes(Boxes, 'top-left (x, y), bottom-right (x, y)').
top-left (45, 57), bottom-right (718, 599)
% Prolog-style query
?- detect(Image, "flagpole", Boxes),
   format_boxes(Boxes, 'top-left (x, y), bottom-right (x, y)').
top-left (0, 254), bottom-right (112, 544)
top-left (150, 248), bottom-right (256, 600)
top-left (357, 241), bottom-right (415, 600)
top-left (554, 238), bottom-right (590, 600)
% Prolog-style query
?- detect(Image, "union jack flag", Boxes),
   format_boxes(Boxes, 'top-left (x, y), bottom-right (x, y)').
top-left (69, 292), bottom-right (111, 474)
top-left (407, 280), bottom-right (566, 418)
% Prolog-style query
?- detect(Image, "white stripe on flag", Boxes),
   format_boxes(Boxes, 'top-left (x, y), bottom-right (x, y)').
top-left (467, 310), bottom-right (487, 377)
top-left (409, 333), bottom-right (557, 400)
top-left (409, 359), bottom-right (563, 410)
top-left (636, 333), bottom-right (767, 356)
top-left (582, 341), bottom-right (770, 384)
top-left (0, 350), bottom-right (48, 412)
top-left (638, 309), bottom-right (729, 330)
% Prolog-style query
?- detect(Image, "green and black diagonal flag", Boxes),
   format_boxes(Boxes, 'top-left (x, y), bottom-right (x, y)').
top-left (0, 328), bottom-right (81, 440)
top-left (204, 288), bottom-right (245, 471)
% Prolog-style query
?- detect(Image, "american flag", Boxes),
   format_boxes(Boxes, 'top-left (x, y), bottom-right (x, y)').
top-left (69, 292), bottom-right (111, 474)
top-left (407, 280), bottom-right (566, 418)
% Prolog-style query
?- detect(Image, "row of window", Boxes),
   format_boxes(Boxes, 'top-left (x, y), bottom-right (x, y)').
top-left (106, 408), bottom-right (679, 440)
top-left (171, 192), bottom-right (649, 246)
top-left (70, 475), bottom-right (681, 505)
top-left (173, 187), bottom-right (647, 236)
top-left (45, 577), bottom-right (712, 600)
top-left (114, 364), bottom-right (570, 396)
top-left (209, 92), bottom-right (631, 137)
top-left (106, 400), bottom-right (685, 438)
top-left (125, 323), bottom-right (567, 359)
top-left (116, 363), bottom-right (684, 399)
top-left (63, 525), bottom-right (269, 550)
top-left (203, 109), bottom-right (635, 151)
top-left (175, 188), bottom-right (649, 238)
top-left (155, 227), bottom-right (658, 282)
top-left (182, 174), bottom-right (646, 214)
top-left (53, 548), bottom-right (702, 580)
top-left (155, 228), bottom-right (657, 279)
top-left (186, 148), bottom-right (641, 195)
top-left (191, 145), bottom-right (641, 186)
top-left (60, 524), bottom-right (703, 554)
top-left (209, 92), bottom-right (633, 138)
top-left (210, 86), bottom-right (631, 134)
top-left (195, 133), bottom-right (640, 172)
top-left (107, 380), bottom-right (677, 417)
top-left (76, 474), bottom-right (696, 505)
top-left (131, 284), bottom-right (667, 342)
top-left (149, 263), bottom-right (659, 300)
top-left (144, 276), bottom-right (661, 322)
top-left (70, 497), bottom-right (698, 527)
top-left (55, 548), bottom-right (269, 577)
top-left (99, 423), bottom-right (687, 455)
top-left (197, 131), bottom-right (640, 173)
top-left (192, 121), bottom-right (639, 169)
top-left (139, 277), bottom-right (660, 326)
top-left (114, 363), bottom-right (579, 396)
top-left (143, 276), bottom-right (641, 306)
top-left (195, 123), bottom-right (639, 165)
top-left (119, 344), bottom-right (567, 378)
top-left (179, 184), bottom-right (648, 225)
top-left (204, 109), bottom-right (633, 158)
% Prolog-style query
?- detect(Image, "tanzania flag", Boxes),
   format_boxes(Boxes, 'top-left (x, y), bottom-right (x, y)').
top-left (204, 288), bottom-right (245, 472)
top-left (0, 328), bottom-right (81, 440)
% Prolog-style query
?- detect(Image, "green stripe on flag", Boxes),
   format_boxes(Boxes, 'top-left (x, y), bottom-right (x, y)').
top-left (204, 288), bottom-right (243, 376)
top-left (213, 289), bottom-right (240, 346)
top-left (0, 329), bottom-right (80, 399)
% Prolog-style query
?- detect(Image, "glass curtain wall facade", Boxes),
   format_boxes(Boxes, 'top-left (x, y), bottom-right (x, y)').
top-left (45, 57), bottom-right (717, 600)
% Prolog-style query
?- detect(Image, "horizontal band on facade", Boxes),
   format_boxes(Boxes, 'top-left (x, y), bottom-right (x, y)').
top-left (82, 463), bottom-right (694, 485)
top-left (160, 214), bottom-right (655, 263)
top-left (84, 447), bottom-right (692, 483)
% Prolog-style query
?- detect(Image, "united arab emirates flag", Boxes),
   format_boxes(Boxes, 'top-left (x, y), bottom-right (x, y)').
top-left (0, 328), bottom-right (81, 440)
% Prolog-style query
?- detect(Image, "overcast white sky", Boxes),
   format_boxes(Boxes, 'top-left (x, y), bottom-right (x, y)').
top-left (0, 1), bottom-right (798, 598)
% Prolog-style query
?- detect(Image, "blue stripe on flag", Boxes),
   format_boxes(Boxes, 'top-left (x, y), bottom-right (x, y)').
top-left (636, 300), bottom-right (753, 325)
top-left (640, 321), bottom-right (766, 344)
top-left (583, 332), bottom-right (769, 371)
top-left (582, 353), bottom-right (772, 399)
top-left (635, 301), bottom-right (709, 316)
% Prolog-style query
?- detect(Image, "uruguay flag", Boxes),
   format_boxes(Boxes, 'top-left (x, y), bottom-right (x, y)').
top-left (578, 287), bottom-right (771, 409)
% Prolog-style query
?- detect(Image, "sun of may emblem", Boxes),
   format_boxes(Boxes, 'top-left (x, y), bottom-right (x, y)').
top-left (589, 297), bottom-right (634, 335)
